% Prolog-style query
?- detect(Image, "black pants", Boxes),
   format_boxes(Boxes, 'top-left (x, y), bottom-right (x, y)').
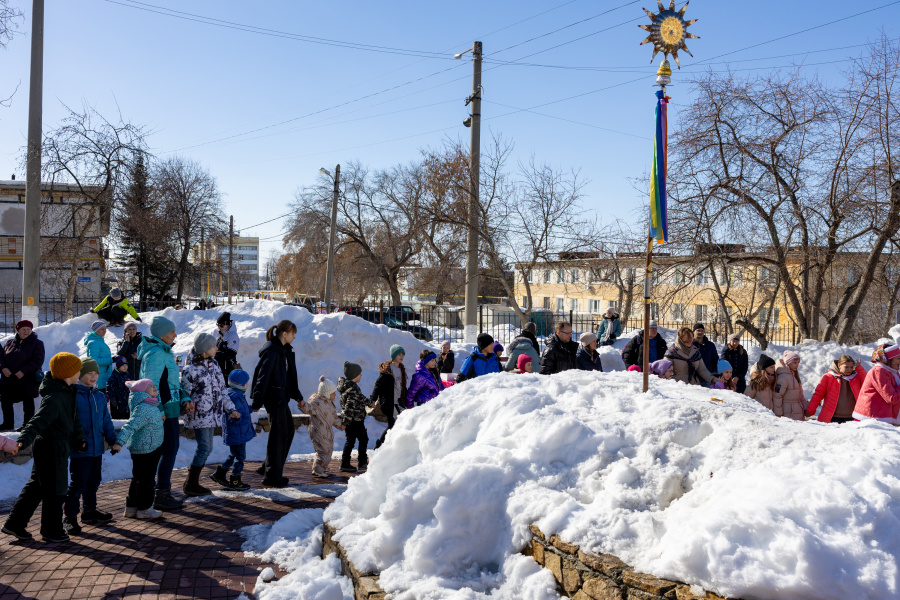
top-left (375, 408), bottom-right (395, 448)
top-left (342, 420), bottom-right (368, 467)
top-left (735, 377), bottom-right (747, 394)
top-left (0, 378), bottom-right (35, 430)
top-left (5, 441), bottom-right (66, 537)
top-left (261, 403), bottom-right (294, 483)
top-left (64, 455), bottom-right (103, 517)
top-left (127, 448), bottom-right (162, 510)
top-left (96, 305), bottom-right (128, 323)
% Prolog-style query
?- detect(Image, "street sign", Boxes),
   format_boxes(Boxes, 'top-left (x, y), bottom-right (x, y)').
top-left (77, 276), bottom-right (91, 282)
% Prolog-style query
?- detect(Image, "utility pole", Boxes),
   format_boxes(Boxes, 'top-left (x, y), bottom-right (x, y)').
top-left (21, 0), bottom-right (45, 325)
top-left (457, 41), bottom-right (482, 345)
top-left (324, 164), bottom-right (340, 312)
top-left (228, 215), bottom-right (234, 305)
top-left (200, 226), bottom-right (205, 301)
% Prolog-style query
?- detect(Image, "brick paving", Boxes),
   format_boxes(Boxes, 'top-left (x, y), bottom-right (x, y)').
top-left (0, 460), bottom-right (354, 600)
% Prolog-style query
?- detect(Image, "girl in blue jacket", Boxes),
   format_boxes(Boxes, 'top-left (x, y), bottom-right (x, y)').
top-left (113, 379), bottom-right (165, 520)
top-left (63, 359), bottom-right (118, 535)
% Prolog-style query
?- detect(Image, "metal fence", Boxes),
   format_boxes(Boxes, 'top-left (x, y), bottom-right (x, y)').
top-left (336, 301), bottom-right (801, 351)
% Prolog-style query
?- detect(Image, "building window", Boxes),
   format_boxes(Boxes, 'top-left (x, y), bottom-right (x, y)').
top-left (758, 307), bottom-right (780, 329)
top-left (590, 269), bottom-right (603, 284)
top-left (759, 266), bottom-right (776, 286)
top-left (543, 296), bottom-right (551, 309)
top-left (650, 302), bottom-right (659, 320)
top-left (695, 304), bottom-right (707, 323)
top-left (589, 299), bottom-right (602, 313)
top-left (696, 270), bottom-right (708, 285)
top-left (544, 270), bottom-right (551, 283)
top-left (625, 268), bottom-right (636, 284)
top-left (557, 269), bottom-right (565, 284)
top-left (652, 268), bottom-right (660, 285)
top-left (674, 269), bottom-right (685, 285)
top-left (522, 296), bottom-right (529, 309)
top-left (526, 269), bottom-right (533, 283)
top-left (570, 299), bottom-right (578, 312)
top-left (728, 267), bottom-right (743, 286)
top-left (672, 303), bottom-right (685, 321)
top-left (571, 269), bottom-right (579, 284)
top-left (556, 297), bottom-right (565, 312)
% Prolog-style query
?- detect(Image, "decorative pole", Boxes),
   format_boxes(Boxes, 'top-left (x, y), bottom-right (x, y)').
top-left (638, 1), bottom-right (699, 392)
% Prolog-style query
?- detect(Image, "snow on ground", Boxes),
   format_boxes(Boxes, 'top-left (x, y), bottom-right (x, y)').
top-left (325, 369), bottom-right (900, 600)
top-left (239, 508), bottom-right (354, 600)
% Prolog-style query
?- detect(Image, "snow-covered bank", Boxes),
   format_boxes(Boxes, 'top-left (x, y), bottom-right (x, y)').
top-left (325, 370), bottom-right (900, 600)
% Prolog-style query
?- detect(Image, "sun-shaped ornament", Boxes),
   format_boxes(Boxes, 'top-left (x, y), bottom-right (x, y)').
top-left (639, 0), bottom-right (699, 68)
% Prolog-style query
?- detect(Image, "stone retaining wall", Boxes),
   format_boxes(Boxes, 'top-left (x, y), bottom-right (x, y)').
top-left (322, 523), bottom-right (386, 600)
top-left (526, 524), bottom-right (733, 600)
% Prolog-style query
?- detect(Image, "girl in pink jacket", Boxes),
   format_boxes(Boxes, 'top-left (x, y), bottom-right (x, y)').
top-left (852, 344), bottom-right (900, 424)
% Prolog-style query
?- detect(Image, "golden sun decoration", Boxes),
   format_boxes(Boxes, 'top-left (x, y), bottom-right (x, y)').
top-left (639, 0), bottom-right (699, 67)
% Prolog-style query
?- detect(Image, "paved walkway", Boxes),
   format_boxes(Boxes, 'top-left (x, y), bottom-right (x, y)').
top-left (0, 460), bottom-right (353, 600)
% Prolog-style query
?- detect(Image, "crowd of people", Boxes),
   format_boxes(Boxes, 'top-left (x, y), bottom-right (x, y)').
top-left (1, 305), bottom-right (899, 545)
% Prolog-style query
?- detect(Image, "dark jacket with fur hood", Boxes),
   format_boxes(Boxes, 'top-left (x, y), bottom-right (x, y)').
top-left (371, 360), bottom-right (407, 412)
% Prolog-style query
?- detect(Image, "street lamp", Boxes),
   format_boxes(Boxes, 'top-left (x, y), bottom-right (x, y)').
top-left (320, 165), bottom-right (340, 313)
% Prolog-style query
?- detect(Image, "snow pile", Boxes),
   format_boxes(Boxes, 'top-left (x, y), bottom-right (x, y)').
top-left (240, 508), bottom-right (353, 600)
top-left (325, 370), bottom-right (900, 600)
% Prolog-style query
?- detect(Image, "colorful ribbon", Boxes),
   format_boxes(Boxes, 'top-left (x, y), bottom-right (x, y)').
top-left (650, 89), bottom-right (669, 244)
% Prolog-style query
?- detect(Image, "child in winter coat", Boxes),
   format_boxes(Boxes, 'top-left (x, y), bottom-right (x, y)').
top-left (107, 356), bottom-right (130, 419)
top-left (371, 346), bottom-right (408, 449)
top-left (63, 359), bottom-right (118, 535)
top-left (113, 379), bottom-right (165, 520)
top-left (747, 355), bottom-right (780, 415)
top-left (806, 355), bottom-right (866, 423)
top-left (2, 353), bottom-right (86, 543)
top-left (210, 369), bottom-right (255, 491)
top-left (649, 359), bottom-right (674, 379)
top-left (84, 321), bottom-right (114, 392)
top-left (710, 360), bottom-right (737, 391)
top-left (338, 361), bottom-right (374, 473)
top-left (576, 332), bottom-right (603, 372)
top-left (181, 332), bottom-right (228, 497)
top-left (407, 350), bottom-right (442, 408)
top-left (774, 351), bottom-right (807, 420)
top-left (852, 343), bottom-right (900, 424)
top-left (597, 307), bottom-right (622, 346)
top-left (300, 376), bottom-right (345, 478)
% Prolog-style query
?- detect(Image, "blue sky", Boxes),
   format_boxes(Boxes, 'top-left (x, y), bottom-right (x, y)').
top-left (0, 0), bottom-right (897, 262)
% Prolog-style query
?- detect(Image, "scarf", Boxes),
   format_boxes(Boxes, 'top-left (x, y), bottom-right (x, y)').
top-left (143, 396), bottom-right (160, 407)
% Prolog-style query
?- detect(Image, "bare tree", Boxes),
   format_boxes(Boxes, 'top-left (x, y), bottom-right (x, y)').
top-left (0, 0), bottom-right (23, 108)
top-left (154, 157), bottom-right (225, 302)
top-left (40, 104), bottom-right (146, 313)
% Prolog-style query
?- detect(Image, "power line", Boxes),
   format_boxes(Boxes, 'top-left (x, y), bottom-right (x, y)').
top-left (483, 99), bottom-right (651, 140)
top-left (105, 0), bottom-right (453, 59)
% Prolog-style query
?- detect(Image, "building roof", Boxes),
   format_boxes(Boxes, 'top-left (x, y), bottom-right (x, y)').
top-left (0, 179), bottom-right (105, 194)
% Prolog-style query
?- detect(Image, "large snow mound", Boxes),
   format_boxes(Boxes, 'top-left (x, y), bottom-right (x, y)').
top-left (325, 370), bottom-right (900, 600)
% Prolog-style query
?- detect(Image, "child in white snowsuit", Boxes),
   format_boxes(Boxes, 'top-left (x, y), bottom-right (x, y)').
top-left (299, 376), bottom-right (345, 478)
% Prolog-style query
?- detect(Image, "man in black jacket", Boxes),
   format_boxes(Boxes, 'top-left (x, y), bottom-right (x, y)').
top-left (540, 321), bottom-right (578, 375)
top-left (622, 321), bottom-right (668, 368)
top-left (692, 323), bottom-right (718, 376)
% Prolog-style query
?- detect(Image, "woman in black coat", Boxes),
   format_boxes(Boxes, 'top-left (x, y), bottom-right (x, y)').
top-left (0, 320), bottom-right (46, 431)
top-left (116, 322), bottom-right (143, 380)
top-left (250, 320), bottom-right (301, 488)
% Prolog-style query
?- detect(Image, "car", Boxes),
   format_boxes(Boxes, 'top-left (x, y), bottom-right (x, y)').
top-left (350, 309), bottom-right (433, 341)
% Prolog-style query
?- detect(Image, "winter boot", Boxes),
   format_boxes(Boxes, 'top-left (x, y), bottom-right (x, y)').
top-left (183, 465), bottom-right (212, 497)
top-left (153, 489), bottom-right (184, 511)
top-left (357, 460), bottom-right (368, 474)
top-left (209, 466), bottom-right (230, 487)
top-left (1, 524), bottom-right (33, 541)
top-left (62, 516), bottom-right (81, 536)
top-left (136, 507), bottom-right (163, 520)
top-left (227, 473), bottom-right (250, 491)
top-left (81, 509), bottom-right (113, 524)
top-left (340, 463), bottom-right (358, 473)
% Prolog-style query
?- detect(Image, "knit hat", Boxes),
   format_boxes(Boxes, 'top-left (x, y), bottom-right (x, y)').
top-left (80, 358), bottom-right (99, 376)
top-left (693, 323), bottom-right (705, 332)
top-left (126, 379), bottom-right (152, 394)
top-left (124, 321), bottom-right (137, 332)
top-left (150, 315), bottom-right (176, 339)
top-left (477, 333), bottom-right (494, 351)
top-left (344, 361), bottom-right (362, 380)
top-left (114, 356), bottom-right (128, 369)
top-left (649, 359), bottom-right (673, 377)
top-left (110, 287), bottom-right (123, 300)
top-left (782, 350), bottom-right (801, 365)
top-left (493, 342), bottom-right (504, 355)
top-left (757, 354), bottom-right (776, 370)
top-left (580, 332), bottom-right (597, 346)
top-left (441, 340), bottom-right (451, 350)
top-left (648, 320), bottom-right (658, 328)
top-left (524, 322), bottom-right (537, 334)
top-left (516, 353), bottom-right (533, 371)
top-left (49, 352), bottom-right (82, 380)
top-left (627, 365), bottom-right (642, 372)
top-left (15, 320), bottom-right (33, 331)
top-left (194, 332), bottom-right (217, 355)
top-left (217, 312), bottom-right (232, 326)
top-left (91, 320), bottom-right (107, 333)
top-left (317, 376), bottom-right (337, 397)
top-left (716, 359), bottom-right (732, 375)
top-left (728, 332), bottom-right (741, 342)
top-left (872, 343), bottom-right (900, 364)
top-left (389, 344), bottom-right (405, 360)
top-left (228, 369), bottom-right (250, 390)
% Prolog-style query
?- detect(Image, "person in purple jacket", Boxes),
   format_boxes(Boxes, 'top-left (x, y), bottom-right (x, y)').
top-left (406, 350), bottom-right (442, 408)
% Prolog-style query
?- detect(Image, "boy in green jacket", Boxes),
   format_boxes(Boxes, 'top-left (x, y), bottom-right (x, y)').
top-left (2, 353), bottom-right (86, 543)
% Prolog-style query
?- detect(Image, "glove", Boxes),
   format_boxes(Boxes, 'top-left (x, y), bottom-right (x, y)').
top-left (76, 439), bottom-right (88, 453)
top-left (136, 317), bottom-right (142, 322)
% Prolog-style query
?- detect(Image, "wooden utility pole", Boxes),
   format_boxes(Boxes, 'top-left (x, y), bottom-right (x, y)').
top-left (228, 215), bottom-right (234, 304)
top-left (458, 41), bottom-right (482, 344)
top-left (200, 226), bottom-right (205, 301)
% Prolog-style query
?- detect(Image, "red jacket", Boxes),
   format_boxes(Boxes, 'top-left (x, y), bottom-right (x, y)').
top-left (852, 364), bottom-right (900, 423)
top-left (806, 364), bottom-right (866, 423)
